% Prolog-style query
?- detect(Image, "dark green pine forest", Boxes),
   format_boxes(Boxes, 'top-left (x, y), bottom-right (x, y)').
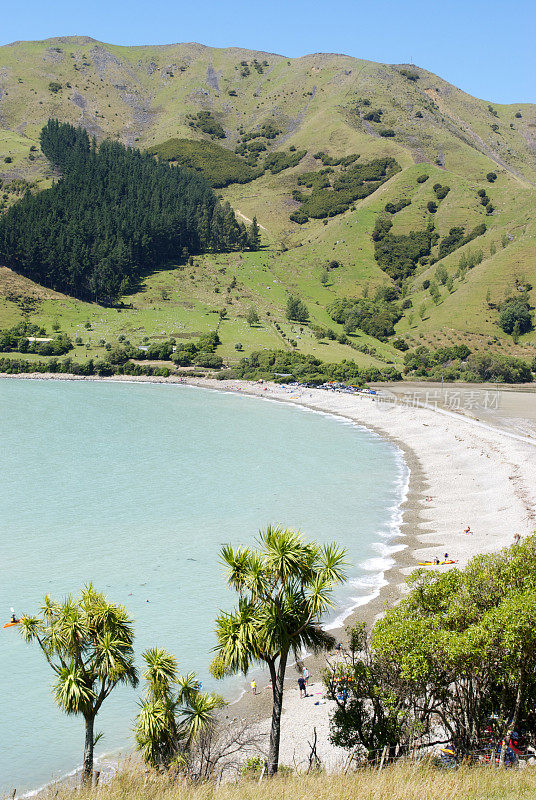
top-left (0, 120), bottom-right (248, 303)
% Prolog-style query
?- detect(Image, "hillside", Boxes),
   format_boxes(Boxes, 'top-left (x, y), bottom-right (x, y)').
top-left (0, 36), bottom-right (535, 373)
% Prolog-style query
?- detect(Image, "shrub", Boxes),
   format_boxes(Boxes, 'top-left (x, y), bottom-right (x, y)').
top-left (438, 227), bottom-right (465, 259)
top-left (486, 172), bottom-right (498, 182)
top-left (384, 198), bottom-right (411, 214)
top-left (398, 69), bottom-right (420, 81)
top-left (286, 296), bottom-right (309, 322)
top-left (427, 201), bottom-right (438, 213)
top-left (422, 279), bottom-right (430, 289)
top-left (372, 216), bottom-right (393, 241)
top-left (246, 307), bottom-right (260, 326)
top-left (236, 349), bottom-right (400, 385)
top-left (416, 174), bottom-right (429, 183)
top-left (191, 111), bottom-right (225, 139)
top-left (499, 297), bottom-right (533, 335)
top-left (263, 149), bottom-right (306, 174)
top-left (434, 184), bottom-right (450, 200)
top-left (434, 264), bottom-right (448, 285)
top-left (48, 81), bottom-right (62, 93)
top-left (328, 297), bottom-right (402, 340)
top-left (374, 285), bottom-right (399, 303)
top-left (374, 228), bottom-right (434, 281)
top-left (393, 338), bottom-right (409, 351)
top-left (4, 156), bottom-right (12, 163)
top-left (379, 128), bottom-right (395, 137)
top-left (468, 352), bottom-right (532, 382)
top-left (147, 138), bottom-right (262, 187)
top-left (296, 158), bottom-right (401, 220)
top-left (290, 209), bottom-right (309, 224)
top-left (363, 110), bottom-right (383, 123)
top-left (194, 352), bottom-right (223, 368)
top-left (515, 112), bottom-right (522, 118)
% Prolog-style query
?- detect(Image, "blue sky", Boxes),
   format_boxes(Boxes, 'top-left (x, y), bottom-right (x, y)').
top-left (1, 0), bottom-right (534, 103)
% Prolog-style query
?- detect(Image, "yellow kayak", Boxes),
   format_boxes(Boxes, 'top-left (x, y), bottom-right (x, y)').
top-left (418, 560), bottom-right (456, 566)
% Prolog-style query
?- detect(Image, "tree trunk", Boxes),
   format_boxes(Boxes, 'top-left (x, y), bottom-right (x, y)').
top-left (500, 665), bottom-right (524, 767)
top-left (82, 714), bottom-right (95, 786)
top-left (267, 652), bottom-right (288, 776)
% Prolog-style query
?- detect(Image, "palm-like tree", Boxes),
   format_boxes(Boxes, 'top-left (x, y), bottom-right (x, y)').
top-left (210, 525), bottom-right (347, 775)
top-left (134, 647), bottom-right (224, 770)
top-left (19, 585), bottom-right (138, 785)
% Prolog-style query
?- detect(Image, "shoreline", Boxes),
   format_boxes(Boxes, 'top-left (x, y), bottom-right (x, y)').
top-left (3, 371), bottom-right (536, 780)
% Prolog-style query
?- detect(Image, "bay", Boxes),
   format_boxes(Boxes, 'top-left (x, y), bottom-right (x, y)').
top-left (0, 379), bottom-right (407, 793)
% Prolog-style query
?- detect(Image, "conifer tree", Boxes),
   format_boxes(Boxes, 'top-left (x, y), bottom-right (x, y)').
top-left (248, 216), bottom-right (261, 250)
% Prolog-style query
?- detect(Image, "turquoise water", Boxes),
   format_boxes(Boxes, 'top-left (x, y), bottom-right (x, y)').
top-left (0, 379), bottom-right (407, 795)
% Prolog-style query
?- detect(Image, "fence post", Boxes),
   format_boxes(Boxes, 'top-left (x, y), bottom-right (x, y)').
top-left (378, 745), bottom-right (388, 771)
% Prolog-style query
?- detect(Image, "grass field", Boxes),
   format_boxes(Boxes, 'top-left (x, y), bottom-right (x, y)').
top-left (0, 37), bottom-right (535, 368)
top-left (50, 763), bottom-right (536, 800)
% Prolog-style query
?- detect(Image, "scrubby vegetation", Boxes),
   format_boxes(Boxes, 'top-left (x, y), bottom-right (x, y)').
top-left (0, 120), bottom-right (247, 303)
top-left (404, 345), bottom-right (533, 382)
top-left (433, 183), bottom-right (450, 200)
top-left (313, 151), bottom-right (360, 167)
top-left (286, 296), bottom-right (309, 322)
top-left (146, 139), bottom-right (263, 187)
top-left (373, 223), bottom-right (435, 281)
top-left (328, 296), bottom-right (402, 340)
top-left (328, 537), bottom-right (536, 763)
top-left (0, 321), bottom-right (72, 355)
top-left (0, 355), bottom-right (174, 378)
top-left (398, 68), bottom-right (420, 81)
top-left (291, 157), bottom-right (400, 222)
top-left (436, 223), bottom-right (486, 260)
top-left (499, 297), bottom-right (534, 336)
top-left (236, 350), bottom-right (401, 384)
top-left (188, 111), bottom-right (226, 139)
top-left (264, 149), bottom-right (306, 174)
top-left (384, 198), bottom-right (411, 214)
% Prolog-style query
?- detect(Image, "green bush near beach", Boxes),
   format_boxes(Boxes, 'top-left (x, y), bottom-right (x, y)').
top-left (327, 536), bottom-right (536, 763)
top-left (403, 345), bottom-right (533, 382)
top-left (235, 349), bottom-right (401, 383)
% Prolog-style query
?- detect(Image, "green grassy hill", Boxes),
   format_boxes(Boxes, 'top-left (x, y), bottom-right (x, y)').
top-left (1, 36), bottom-right (535, 372)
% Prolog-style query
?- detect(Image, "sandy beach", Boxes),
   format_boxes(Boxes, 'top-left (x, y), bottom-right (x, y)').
top-left (4, 371), bottom-right (536, 775)
top-left (196, 378), bottom-right (536, 770)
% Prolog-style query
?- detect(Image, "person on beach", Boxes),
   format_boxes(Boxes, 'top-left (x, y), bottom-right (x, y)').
top-left (250, 679), bottom-right (257, 695)
top-left (444, 553), bottom-right (449, 561)
top-left (298, 676), bottom-right (307, 698)
top-left (464, 525), bottom-right (472, 535)
top-left (514, 532), bottom-right (521, 545)
top-left (303, 667), bottom-right (310, 687)
top-left (433, 557), bottom-right (440, 565)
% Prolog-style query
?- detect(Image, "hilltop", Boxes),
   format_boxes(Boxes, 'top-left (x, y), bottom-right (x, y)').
top-left (0, 37), bottom-right (535, 373)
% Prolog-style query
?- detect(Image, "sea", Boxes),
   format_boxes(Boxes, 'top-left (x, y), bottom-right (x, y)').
top-left (0, 378), bottom-right (408, 795)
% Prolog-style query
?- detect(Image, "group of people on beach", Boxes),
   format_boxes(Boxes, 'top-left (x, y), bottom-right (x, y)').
top-left (432, 553), bottom-right (452, 565)
top-left (250, 666), bottom-right (311, 698)
top-left (298, 667), bottom-right (310, 698)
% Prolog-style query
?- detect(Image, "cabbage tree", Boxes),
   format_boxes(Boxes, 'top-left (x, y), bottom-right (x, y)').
top-left (19, 585), bottom-right (138, 785)
top-left (134, 647), bottom-right (223, 770)
top-left (210, 525), bottom-right (346, 775)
